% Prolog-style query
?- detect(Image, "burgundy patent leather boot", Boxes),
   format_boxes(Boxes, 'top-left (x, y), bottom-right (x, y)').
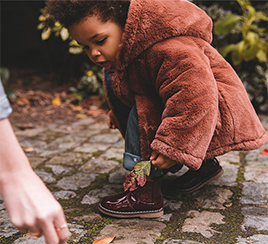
top-left (98, 176), bottom-right (163, 218)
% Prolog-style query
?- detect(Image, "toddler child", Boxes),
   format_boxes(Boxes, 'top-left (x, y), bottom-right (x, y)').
top-left (48, 0), bottom-right (268, 218)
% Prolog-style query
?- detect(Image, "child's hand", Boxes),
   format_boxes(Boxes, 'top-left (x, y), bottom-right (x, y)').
top-left (108, 110), bottom-right (117, 129)
top-left (150, 150), bottom-right (177, 169)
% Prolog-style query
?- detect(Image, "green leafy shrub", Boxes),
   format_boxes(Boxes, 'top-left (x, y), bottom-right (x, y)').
top-left (37, 5), bottom-right (104, 99)
top-left (196, 0), bottom-right (268, 113)
top-left (213, 0), bottom-right (268, 65)
top-left (0, 67), bottom-right (16, 100)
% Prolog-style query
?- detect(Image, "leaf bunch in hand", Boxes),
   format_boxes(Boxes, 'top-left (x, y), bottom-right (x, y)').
top-left (123, 161), bottom-right (151, 191)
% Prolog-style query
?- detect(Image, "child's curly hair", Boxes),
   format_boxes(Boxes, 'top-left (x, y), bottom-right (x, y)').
top-left (47, 0), bottom-right (130, 28)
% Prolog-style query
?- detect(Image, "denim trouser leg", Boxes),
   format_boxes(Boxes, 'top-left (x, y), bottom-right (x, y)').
top-left (123, 104), bottom-right (182, 177)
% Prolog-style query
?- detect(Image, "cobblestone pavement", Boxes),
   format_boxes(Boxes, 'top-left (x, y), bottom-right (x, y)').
top-left (1, 114), bottom-right (268, 244)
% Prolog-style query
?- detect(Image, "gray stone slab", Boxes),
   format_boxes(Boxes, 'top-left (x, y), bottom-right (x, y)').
top-left (240, 182), bottom-right (268, 205)
top-left (34, 170), bottom-right (56, 183)
top-left (163, 240), bottom-right (203, 244)
top-left (244, 165), bottom-right (268, 183)
top-left (182, 210), bottom-right (225, 238)
top-left (79, 158), bottom-right (119, 174)
top-left (15, 128), bottom-right (45, 138)
top-left (68, 224), bottom-right (87, 243)
top-left (13, 235), bottom-right (46, 244)
top-left (53, 190), bottom-right (77, 200)
top-left (0, 210), bottom-right (19, 237)
top-left (45, 152), bottom-right (85, 166)
top-left (28, 156), bottom-right (46, 168)
top-left (157, 213), bottom-right (172, 222)
top-left (209, 160), bottom-right (239, 186)
top-left (74, 142), bottom-right (110, 153)
top-left (100, 147), bottom-right (124, 160)
top-left (241, 207), bottom-right (268, 232)
top-left (45, 165), bottom-right (72, 175)
top-left (95, 219), bottom-right (166, 244)
top-left (109, 168), bottom-right (129, 184)
top-left (163, 199), bottom-right (182, 211)
top-left (57, 173), bottom-right (96, 190)
top-left (89, 133), bottom-right (120, 144)
top-left (236, 234), bottom-right (268, 244)
top-left (245, 143), bottom-right (268, 165)
top-left (194, 187), bottom-right (233, 210)
top-left (73, 213), bottom-right (101, 222)
top-left (81, 184), bottom-right (123, 205)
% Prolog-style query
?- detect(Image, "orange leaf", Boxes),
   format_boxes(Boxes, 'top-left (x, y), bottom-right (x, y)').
top-left (93, 236), bottom-right (115, 244)
top-left (52, 97), bottom-right (61, 106)
top-left (17, 97), bottom-right (30, 106)
top-left (261, 149), bottom-right (268, 156)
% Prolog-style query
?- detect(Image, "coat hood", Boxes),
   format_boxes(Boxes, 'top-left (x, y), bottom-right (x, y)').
top-left (116, 0), bottom-right (213, 70)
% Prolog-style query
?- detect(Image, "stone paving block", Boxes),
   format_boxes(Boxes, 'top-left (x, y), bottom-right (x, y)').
top-left (53, 190), bottom-right (77, 200)
top-left (13, 235), bottom-right (46, 244)
top-left (100, 147), bottom-right (124, 160)
top-left (0, 210), bottom-right (19, 238)
top-left (194, 187), bottom-right (233, 210)
top-left (244, 165), bottom-right (268, 183)
top-left (95, 219), bottom-right (166, 244)
top-left (163, 239), bottom-right (203, 244)
top-left (109, 168), bottom-right (129, 184)
top-left (245, 143), bottom-right (268, 164)
top-left (34, 170), bottom-right (56, 183)
top-left (81, 184), bottom-right (123, 205)
top-left (89, 133), bottom-right (120, 144)
top-left (209, 160), bottom-right (239, 186)
top-left (182, 210), bottom-right (225, 238)
top-left (236, 234), bottom-right (268, 244)
top-left (57, 172), bottom-right (96, 190)
top-left (45, 152), bottom-right (85, 166)
top-left (240, 182), bottom-right (268, 205)
top-left (74, 142), bottom-right (110, 153)
top-left (164, 199), bottom-right (182, 211)
top-left (45, 165), bottom-right (72, 175)
top-left (79, 158), bottom-right (119, 174)
top-left (241, 206), bottom-right (268, 232)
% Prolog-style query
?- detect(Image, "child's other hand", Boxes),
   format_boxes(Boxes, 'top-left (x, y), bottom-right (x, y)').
top-left (108, 110), bottom-right (117, 129)
top-left (150, 150), bottom-right (177, 169)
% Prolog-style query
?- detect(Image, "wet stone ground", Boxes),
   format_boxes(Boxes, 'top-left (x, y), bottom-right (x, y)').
top-left (0, 114), bottom-right (268, 244)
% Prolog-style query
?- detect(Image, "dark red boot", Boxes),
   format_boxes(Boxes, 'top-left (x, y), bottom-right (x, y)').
top-left (98, 176), bottom-right (163, 218)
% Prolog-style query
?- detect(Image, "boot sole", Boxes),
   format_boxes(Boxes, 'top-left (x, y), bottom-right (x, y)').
top-left (98, 204), bottom-right (164, 218)
top-left (163, 167), bottom-right (224, 198)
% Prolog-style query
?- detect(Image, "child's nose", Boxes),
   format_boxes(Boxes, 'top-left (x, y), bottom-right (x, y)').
top-left (91, 49), bottom-right (101, 57)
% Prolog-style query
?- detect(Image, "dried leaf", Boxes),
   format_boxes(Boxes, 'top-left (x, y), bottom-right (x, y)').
top-left (93, 236), bottom-right (115, 244)
top-left (261, 149), bottom-right (268, 156)
top-left (17, 97), bottom-right (30, 106)
top-left (52, 97), bottom-right (61, 106)
top-left (123, 161), bottom-right (151, 191)
top-left (24, 147), bottom-right (34, 152)
top-left (76, 113), bottom-right (87, 119)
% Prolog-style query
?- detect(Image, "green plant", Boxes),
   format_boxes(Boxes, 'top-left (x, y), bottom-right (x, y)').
top-left (213, 0), bottom-right (268, 66)
top-left (0, 67), bottom-right (16, 100)
top-left (37, 5), bottom-right (104, 98)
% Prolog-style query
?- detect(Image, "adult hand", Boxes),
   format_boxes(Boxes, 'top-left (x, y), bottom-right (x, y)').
top-left (150, 150), bottom-right (177, 169)
top-left (0, 118), bottom-right (69, 244)
top-left (1, 169), bottom-right (69, 244)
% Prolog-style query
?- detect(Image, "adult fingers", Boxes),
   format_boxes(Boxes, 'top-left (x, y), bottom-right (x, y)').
top-left (54, 211), bottom-right (70, 244)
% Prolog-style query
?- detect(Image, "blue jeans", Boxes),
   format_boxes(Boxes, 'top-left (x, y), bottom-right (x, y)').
top-left (123, 104), bottom-right (182, 177)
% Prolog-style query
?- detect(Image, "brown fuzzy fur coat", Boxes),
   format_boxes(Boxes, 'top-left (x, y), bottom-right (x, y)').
top-left (104, 0), bottom-right (268, 170)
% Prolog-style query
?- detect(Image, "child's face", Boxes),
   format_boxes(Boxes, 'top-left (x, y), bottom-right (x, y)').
top-left (69, 16), bottom-right (123, 71)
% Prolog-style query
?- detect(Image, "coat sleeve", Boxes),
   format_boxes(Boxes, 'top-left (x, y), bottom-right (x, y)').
top-left (148, 37), bottom-right (219, 170)
top-left (0, 79), bottom-right (12, 120)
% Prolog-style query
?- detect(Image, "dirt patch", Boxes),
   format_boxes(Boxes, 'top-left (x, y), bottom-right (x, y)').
top-left (7, 68), bottom-right (108, 129)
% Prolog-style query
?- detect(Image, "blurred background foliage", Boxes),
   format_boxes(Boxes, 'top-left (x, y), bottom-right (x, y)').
top-left (1, 0), bottom-right (267, 113)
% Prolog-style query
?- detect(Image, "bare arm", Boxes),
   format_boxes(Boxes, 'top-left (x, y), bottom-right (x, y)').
top-left (0, 118), bottom-right (69, 244)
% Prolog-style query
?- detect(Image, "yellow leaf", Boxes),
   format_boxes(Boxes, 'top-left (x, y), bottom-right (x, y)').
top-left (52, 97), bottom-right (61, 106)
top-left (76, 113), bottom-right (87, 119)
top-left (93, 236), bottom-right (115, 244)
